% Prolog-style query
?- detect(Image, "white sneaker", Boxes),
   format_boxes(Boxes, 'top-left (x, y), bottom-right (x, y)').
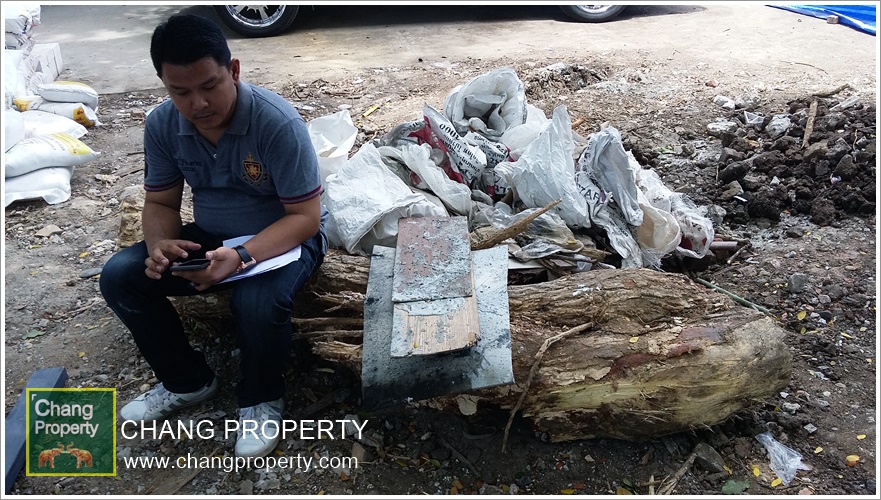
top-left (120, 378), bottom-right (219, 422)
top-left (235, 398), bottom-right (284, 458)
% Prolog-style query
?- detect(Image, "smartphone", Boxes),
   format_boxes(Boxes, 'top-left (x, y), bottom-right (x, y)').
top-left (171, 258), bottom-right (211, 271)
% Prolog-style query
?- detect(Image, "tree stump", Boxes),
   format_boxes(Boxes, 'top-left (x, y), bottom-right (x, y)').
top-left (171, 249), bottom-right (791, 442)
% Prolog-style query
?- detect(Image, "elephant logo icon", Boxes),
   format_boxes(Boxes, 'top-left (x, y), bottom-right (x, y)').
top-left (66, 442), bottom-right (93, 468)
top-left (37, 443), bottom-right (65, 468)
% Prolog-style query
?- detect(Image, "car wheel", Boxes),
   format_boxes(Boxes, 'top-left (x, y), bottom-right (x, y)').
top-left (213, 5), bottom-right (299, 37)
top-left (559, 5), bottom-right (626, 23)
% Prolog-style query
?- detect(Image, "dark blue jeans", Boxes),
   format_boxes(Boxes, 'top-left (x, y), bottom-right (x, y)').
top-left (99, 223), bottom-right (325, 407)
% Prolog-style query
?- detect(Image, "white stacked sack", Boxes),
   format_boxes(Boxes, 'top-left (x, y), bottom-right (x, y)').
top-left (3, 4), bottom-right (102, 207)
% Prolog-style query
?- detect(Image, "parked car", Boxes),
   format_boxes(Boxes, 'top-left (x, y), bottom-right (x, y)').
top-left (214, 5), bottom-right (626, 37)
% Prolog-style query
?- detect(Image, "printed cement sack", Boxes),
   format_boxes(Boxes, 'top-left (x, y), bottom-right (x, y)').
top-left (14, 96), bottom-right (99, 127)
top-left (4, 166), bottom-right (73, 207)
top-left (21, 110), bottom-right (88, 139)
top-left (4, 108), bottom-right (25, 151)
top-left (37, 81), bottom-right (99, 111)
top-left (5, 133), bottom-right (99, 178)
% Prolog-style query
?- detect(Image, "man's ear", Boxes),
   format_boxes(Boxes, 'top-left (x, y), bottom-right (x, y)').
top-left (229, 58), bottom-right (241, 83)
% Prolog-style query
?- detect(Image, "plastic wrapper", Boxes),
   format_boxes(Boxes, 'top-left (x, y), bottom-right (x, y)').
top-left (307, 109), bottom-right (358, 186)
top-left (755, 432), bottom-right (812, 486)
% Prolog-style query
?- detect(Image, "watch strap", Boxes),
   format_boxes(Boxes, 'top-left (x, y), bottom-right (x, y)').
top-left (233, 245), bottom-right (256, 271)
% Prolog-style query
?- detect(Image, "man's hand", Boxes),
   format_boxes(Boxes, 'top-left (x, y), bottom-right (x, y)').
top-left (144, 239), bottom-right (202, 279)
top-left (170, 246), bottom-right (241, 291)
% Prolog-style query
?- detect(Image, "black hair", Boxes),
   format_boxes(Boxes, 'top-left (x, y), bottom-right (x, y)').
top-left (150, 14), bottom-right (231, 77)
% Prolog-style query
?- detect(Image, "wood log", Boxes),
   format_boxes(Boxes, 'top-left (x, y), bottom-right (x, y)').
top-left (171, 250), bottom-right (791, 442)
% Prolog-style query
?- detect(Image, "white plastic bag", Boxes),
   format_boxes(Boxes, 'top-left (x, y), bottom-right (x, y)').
top-left (377, 143), bottom-right (472, 216)
top-left (500, 104), bottom-right (550, 161)
top-left (37, 81), bottom-right (99, 111)
top-left (4, 133), bottom-right (100, 178)
top-left (577, 126), bottom-right (643, 227)
top-left (21, 110), bottom-right (88, 139)
top-left (4, 166), bottom-right (73, 207)
top-left (443, 68), bottom-right (527, 140)
top-left (755, 432), bottom-right (811, 486)
top-left (634, 161), bottom-right (714, 260)
top-left (306, 109), bottom-right (358, 187)
top-left (495, 105), bottom-right (588, 228)
top-left (323, 143), bottom-right (447, 255)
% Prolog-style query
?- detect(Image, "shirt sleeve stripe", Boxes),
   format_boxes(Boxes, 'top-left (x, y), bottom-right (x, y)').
top-left (280, 185), bottom-right (322, 204)
top-left (144, 178), bottom-right (183, 192)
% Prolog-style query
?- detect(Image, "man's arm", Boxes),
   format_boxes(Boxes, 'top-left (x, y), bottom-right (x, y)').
top-left (142, 181), bottom-right (202, 279)
top-left (200, 196), bottom-right (320, 283)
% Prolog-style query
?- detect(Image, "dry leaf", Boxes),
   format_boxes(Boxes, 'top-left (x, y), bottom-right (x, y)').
top-left (771, 478), bottom-right (782, 487)
top-left (800, 326), bottom-right (806, 334)
top-left (846, 454), bottom-right (860, 466)
top-left (561, 489), bottom-right (576, 494)
top-left (78, 351), bottom-right (86, 358)
top-left (450, 486), bottom-right (458, 495)
top-left (797, 310), bottom-right (807, 320)
top-left (814, 446), bottom-right (823, 454)
top-left (616, 487), bottom-right (633, 495)
top-left (857, 434), bottom-right (866, 440)
top-left (752, 465), bottom-right (761, 477)
top-left (841, 332), bottom-right (853, 339)
top-left (628, 336), bottom-right (639, 343)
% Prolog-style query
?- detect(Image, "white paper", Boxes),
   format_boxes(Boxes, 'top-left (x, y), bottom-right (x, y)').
top-left (219, 235), bottom-right (301, 283)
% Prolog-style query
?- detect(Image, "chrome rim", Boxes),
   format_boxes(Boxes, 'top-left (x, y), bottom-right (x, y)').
top-left (222, 5), bottom-right (286, 28)
top-left (571, 5), bottom-right (618, 15)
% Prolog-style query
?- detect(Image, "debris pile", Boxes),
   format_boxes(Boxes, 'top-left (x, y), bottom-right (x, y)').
top-left (318, 66), bottom-right (717, 271)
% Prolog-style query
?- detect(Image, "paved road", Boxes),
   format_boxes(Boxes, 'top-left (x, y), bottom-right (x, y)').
top-left (35, 3), bottom-right (877, 95)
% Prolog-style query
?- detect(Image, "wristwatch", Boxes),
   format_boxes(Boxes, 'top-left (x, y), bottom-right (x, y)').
top-left (233, 245), bottom-right (257, 273)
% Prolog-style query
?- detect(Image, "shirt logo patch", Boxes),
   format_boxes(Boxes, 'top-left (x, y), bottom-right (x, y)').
top-left (242, 154), bottom-right (267, 186)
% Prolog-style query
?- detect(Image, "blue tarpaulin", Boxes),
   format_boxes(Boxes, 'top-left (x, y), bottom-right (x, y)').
top-left (771, 4), bottom-right (877, 35)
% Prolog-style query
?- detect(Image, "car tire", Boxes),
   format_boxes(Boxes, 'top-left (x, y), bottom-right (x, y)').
top-left (213, 5), bottom-right (299, 37)
top-left (559, 5), bottom-right (626, 23)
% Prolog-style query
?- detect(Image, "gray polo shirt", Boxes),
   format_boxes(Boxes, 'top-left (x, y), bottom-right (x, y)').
top-left (144, 81), bottom-right (323, 239)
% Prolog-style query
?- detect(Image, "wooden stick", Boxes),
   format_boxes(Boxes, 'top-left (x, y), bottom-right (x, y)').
top-left (571, 117), bottom-right (586, 129)
top-left (657, 447), bottom-right (698, 495)
top-left (812, 83), bottom-right (851, 98)
top-left (471, 199), bottom-right (562, 251)
top-left (501, 322), bottom-right (593, 453)
top-left (802, 99), bottom-right (818, 149)
top-left (438, 436), bottom-right (481, 478)
top-left (693, 277), bottom-right (772, 315)
top-left (726, 242), bottom-right (752, 265)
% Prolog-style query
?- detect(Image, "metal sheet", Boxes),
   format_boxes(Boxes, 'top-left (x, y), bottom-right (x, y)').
top-left (362, 245), bottom-right (513, 410)
top-left (392, 216), bottom-right (472, 303)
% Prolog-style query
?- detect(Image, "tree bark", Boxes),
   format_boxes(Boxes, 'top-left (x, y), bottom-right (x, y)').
top-left (171, 249), bottom-right (791, 442)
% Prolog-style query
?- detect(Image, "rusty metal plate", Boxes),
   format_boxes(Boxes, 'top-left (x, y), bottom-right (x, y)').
top-left (392, 216), bottom-right (472, 303)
